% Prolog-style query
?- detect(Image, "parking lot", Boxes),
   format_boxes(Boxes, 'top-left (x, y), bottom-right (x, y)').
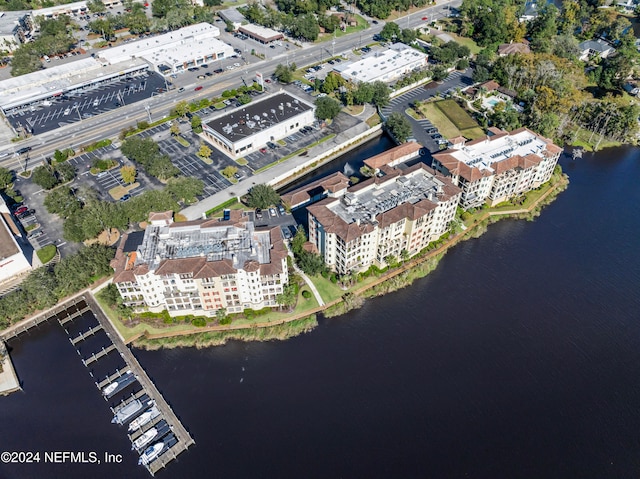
top-left (6, 70), bottom-right (165, 135)
top-left (67, 143), bottom-right (161, 203)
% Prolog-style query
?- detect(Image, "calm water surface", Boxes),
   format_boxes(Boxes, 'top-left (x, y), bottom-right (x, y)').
top-left (2, 144), bottom-right (640, 479)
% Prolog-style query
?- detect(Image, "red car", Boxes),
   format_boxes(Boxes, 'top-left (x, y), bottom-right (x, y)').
top-left (259, 147), bottom-right (267, 153)
top-left (194, 86), bottom-right (203, 91)
top-left (264, 78), bottom-right (271, 83)
top-left (422, 16), bottom-right (428, 20)
top-left (14, 205), bottom-right (28, 216)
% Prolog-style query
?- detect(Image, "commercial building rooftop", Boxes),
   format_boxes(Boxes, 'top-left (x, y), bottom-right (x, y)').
top-left (238, 23), bottom-right (283, 43)
top-left (333, 43), bottom-right (427, 83)
top-left (0, 212), bottom-right (19, 261)
top-left (205, 91), bottom-right (312, 142)
top-left (0, 11), bottom-right (29, 35)
top-left (0, 57), bottom-right (148, 110)
top-left (97, 23), bottom-right (223, 65)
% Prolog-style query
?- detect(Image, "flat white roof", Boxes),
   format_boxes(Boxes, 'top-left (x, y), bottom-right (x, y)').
top-left (334, 43), bottom-right (427, 83)
top-left (0, 11), bottom-right (29, 35)
top-left (0, 57), bottom-right (148, 110)
top-left (238, 23), bottom-right (283, 41)
top-left (31, 1), bottom-right (88, 16)
top-left (97, 23), bottom-right (225, 66)
top-left (447, 130), bottom-right (548, 172)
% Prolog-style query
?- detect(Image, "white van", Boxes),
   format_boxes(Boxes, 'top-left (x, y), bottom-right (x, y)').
top-left (43, 55), bottom-right (50, 62)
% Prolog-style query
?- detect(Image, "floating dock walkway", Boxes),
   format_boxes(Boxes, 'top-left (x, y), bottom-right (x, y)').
top-left (6, 295), bottom-right (194, 475)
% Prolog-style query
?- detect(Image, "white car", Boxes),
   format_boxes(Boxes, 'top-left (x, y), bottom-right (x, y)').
top-left (233, 62), bottom-right (241, 67)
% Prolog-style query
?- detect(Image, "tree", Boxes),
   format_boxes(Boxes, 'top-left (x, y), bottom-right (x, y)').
top-left (246, 183), bottom-right (280, 209)
top-left (221, 165), bottom-right (238, 178)
top-left (237, 94), bottom-right (252, 105)
top-left (55, 162), bottom-right (76, 183)
top-left (315, 96), bottom-right (341, 121)
top-left (120, 165), bottom-right (137, 184)
top-left (431, 65), bottom-right (447, 82)
top-left (197, 144), bottom-right (212, 159)
top-left (32, 165), bottom-right (58, 190)
top-left (385, 112), bottom-right (412, 142)
top-left (297, 250), bottom-right (327, 275)
top-left (44, 186), bottom-right (80, 218)
top-left (276, 283), bottom-right (297, 311)
top-left (173, 101), bottom-right (190, 118)
top-left (166, 177), bottom-right (203, 203)
top-left (473, 65), bottom-right (490, 83)
top-left (0, 167), bottom-right (13, 190)
top-left (380, 21), bottom-right (401, 41)
top-left (191, 115), bottom-right (202, 133)
top-left (87, 0), bottom-right (106, 13)
top-left (274, 63), bottom-right (294, 83)
top-left (321, 72), bottom-right (345, 93)
top-left (170, 122), bottom-right (181, 136)
top-left (371, 81), bottom-right (390, 108)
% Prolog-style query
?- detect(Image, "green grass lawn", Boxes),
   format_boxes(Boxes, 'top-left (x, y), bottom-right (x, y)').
top-left (175, 135), bottom-right (190, 147)
top-left (459, 126), bottom-right (486, 140)
top-left (308, 275), bottom-right (345, 303)
top-left (316, 14), bottom-right (369, 42)
top-left (36, 244), bottom-right (57, 264)
top-left (421, 101), bottom-right (460, 138)
top-left (435, 99), bottom-right (479, 130)
top-left (420, 100), bottom-right (485, 140)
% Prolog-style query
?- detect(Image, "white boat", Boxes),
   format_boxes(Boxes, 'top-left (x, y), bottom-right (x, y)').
top-left (138, 442), bottom-right (164, 465)
top-left (132, 428), bottom-right (158, 451)
top-left (102, 381), bottom-right (118, 396)
top-left (112, 399), bottom-right (144, 424)
top-left (128, 405), bottom-right (160, 432)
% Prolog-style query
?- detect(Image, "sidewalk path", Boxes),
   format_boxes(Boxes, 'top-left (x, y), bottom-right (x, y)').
top-left (288, 251), bottom-right (325, 306)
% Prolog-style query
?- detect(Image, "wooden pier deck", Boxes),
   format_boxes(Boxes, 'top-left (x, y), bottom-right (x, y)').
top-left (70, 323), bottom-right (103, 345)
top-left (82, 343), bottom-right (117, 365)
top-left (0, 298), bottom-right (89, 341)
top-left (96, 367), bottom-right (130, 390)
top-left (84, 295), bottom-right (194, 475)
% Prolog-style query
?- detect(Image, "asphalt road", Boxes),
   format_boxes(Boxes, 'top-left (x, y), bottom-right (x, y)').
top-left (0, 0), bottom-right (462, 171)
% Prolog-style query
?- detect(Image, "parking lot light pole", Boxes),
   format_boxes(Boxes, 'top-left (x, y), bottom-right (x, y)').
top-left (75, 104), bottom-right (82, 122)
top-left (145, 104), bottom-right (151, 123)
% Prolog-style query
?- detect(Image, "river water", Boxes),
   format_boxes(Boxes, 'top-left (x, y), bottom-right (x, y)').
top-left (2, 142), bottom-right (640, 479)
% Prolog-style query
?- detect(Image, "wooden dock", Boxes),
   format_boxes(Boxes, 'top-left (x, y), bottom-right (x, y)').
top-left (0, 298), bottom-right (89, 341)
top-left (96, 367), bottom-right (130, 390)
top-left (82, 343), bottom-right (117, 365)
top-left (84, 295), bottom-right (195, 475)
top-left (70, 323), bottom-right (103, 345)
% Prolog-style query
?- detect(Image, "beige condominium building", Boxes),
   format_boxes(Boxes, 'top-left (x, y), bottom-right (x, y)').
top-left (111, 210), bottom-right (288, 317)
top-left (307, 162), bottom-right (461, 275)
top-left (432, 127), bottom-right (562, 209)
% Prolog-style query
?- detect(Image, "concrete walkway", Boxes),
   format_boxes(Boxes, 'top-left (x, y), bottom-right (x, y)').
top-left (0, 342), bottom-right (21, 396)
top-left (288, 251), bottom-right (325, 306)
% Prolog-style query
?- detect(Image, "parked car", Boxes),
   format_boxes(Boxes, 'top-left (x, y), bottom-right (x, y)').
top-left (27, 230), bottom-right (43, 240)
top-left (269, 207), bottom-right (277, 217)
top-left (13, 205), bottom-right (28, 216)
top-left (278, 205), bottom-right (285, 215)
top-left (17, 209), bottom-right (35, 219)
top-left (120, 194), bottom-right (131, 202)
top-left (259, 147), bottom-right (267, 153)
top-left (266, 141), bottom-right (278, 149)
top-left (431, 133), bottom-right (443, 139)
top-left (194, 86), bottom-right (203, 91)
top-left (255, 208), bottom-right (263, 219)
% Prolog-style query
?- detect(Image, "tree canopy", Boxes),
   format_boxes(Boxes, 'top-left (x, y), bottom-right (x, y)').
top-left (315, 96), bottom-right (342, 121)
top-left (246, 184), bottom-right (280, 209)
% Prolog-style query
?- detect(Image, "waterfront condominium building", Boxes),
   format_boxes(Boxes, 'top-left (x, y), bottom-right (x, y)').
top-left (111, 210), bottom-right (288, 317)
top-left (307, 163), bottom-right (461, 275)
top-left (431, 127), bottom-right (562, 209)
